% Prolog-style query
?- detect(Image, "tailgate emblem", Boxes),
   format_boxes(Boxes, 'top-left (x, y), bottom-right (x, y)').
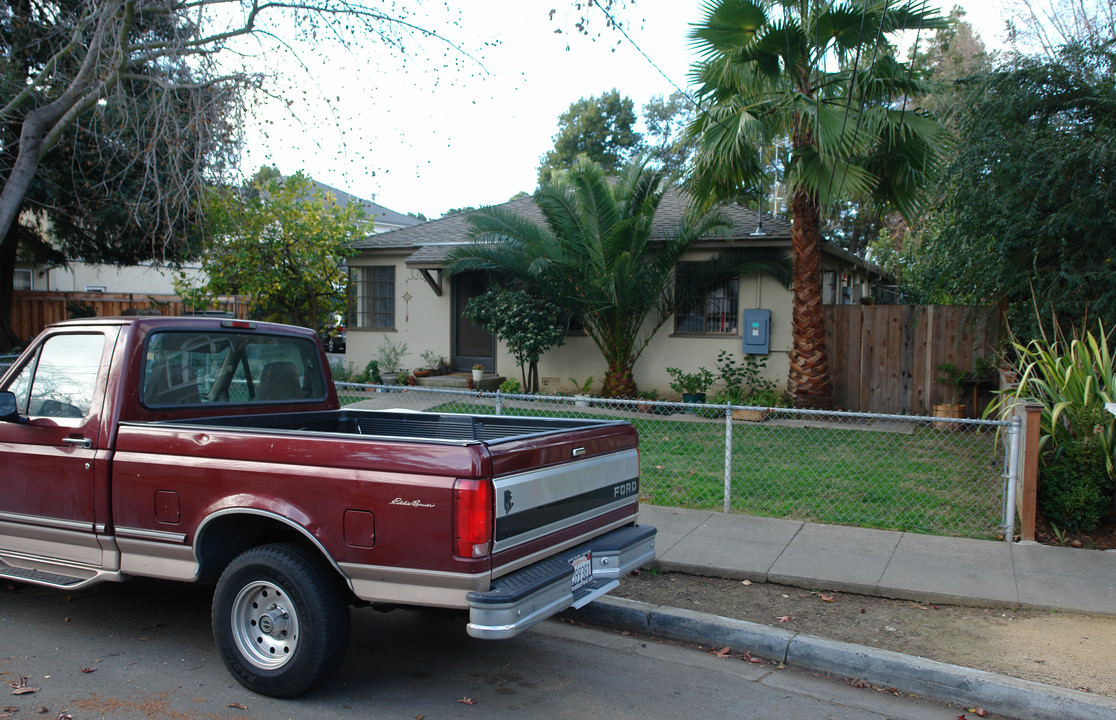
top-left (503, 490), bottom-right (514, 513)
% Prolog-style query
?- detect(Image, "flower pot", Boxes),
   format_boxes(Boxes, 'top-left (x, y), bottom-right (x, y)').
top-left (933, 403), bottom-right (965, 430)
top-left (574, 394), bottom-right (590, 408)
top-left (681, 393), bottom-right (706, 404)
top-left (472, 368), bottom-right (484, 383)
top-left (413, 369), bottom-right (431, 378)
top-left (732, 408), bottom-right (769, 422)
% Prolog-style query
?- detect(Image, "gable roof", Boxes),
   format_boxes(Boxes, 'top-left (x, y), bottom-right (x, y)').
top-left (311, 180), bottom-right (421, 230)
top-left (349, 187), bottom-right (792, 267)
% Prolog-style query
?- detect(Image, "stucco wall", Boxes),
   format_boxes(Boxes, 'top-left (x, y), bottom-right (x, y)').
top-left (345, 253), bottom-right (794, 399)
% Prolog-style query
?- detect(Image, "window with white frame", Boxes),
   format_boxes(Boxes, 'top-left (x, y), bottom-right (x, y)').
top-left (348, 266), bottom-right (395, 329)
top-left (84, 285), bottom-right (107, 293)
top-left (13, 269), bottom-right (32, 291)
top-left (674, 262), bottom-right (739, 335)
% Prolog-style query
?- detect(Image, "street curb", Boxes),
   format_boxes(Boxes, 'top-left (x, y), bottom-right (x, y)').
top-left (564, 596), bottom-right (1116, 720)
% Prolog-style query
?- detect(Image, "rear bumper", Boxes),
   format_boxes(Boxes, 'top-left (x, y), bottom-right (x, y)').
top-left (466, 524), bottom-right (656, 639)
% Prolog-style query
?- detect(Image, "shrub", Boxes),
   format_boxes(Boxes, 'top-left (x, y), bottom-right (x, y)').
top-left (1042, 414), bottom-right (1112, 532)
top-left (994, 319), bottom-right (1115, 528)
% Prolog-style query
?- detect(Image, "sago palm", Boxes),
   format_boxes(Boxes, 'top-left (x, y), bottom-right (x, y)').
top-left (446, 155), bottom-right (792, 397)
top-left (687, 0), bottom-right (949, 407)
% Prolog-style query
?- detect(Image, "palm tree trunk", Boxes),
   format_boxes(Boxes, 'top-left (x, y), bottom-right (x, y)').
top-left (787, 187), bottom-right (832, 409)
top-left (601, 360), bottom-right (637, 398)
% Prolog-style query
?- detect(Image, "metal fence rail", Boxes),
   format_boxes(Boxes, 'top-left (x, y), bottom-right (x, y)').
top-left (336, 383), bottom-right (1014, 540)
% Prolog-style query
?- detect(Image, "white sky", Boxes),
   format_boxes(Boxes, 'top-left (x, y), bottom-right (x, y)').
top-left (238, 1), bottom-right (1014, 221)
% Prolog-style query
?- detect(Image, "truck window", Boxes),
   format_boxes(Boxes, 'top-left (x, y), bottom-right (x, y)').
top-left (6, 334), bottom-right (105, 417)
top-left (143, 330), bottom-right (326, 407)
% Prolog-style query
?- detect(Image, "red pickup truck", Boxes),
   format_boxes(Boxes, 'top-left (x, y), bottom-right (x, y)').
top-left (0, 317), bottom-right (655, 697)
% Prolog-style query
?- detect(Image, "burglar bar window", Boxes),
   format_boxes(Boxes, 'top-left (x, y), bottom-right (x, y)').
top-left (674, 262), bottom-right (739, 335)
top-left (348, 266), bottom-right (395, 329)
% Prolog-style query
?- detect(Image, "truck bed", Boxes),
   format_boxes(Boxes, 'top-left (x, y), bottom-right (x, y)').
top-left (148, 408), bottom-right (630, 445)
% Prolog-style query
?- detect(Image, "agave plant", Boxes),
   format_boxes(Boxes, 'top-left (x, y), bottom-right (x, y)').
top-left (994, 321), bottom-right (1115, 524)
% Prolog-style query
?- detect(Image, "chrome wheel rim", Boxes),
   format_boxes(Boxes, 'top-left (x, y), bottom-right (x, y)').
top-left (230, 580), bottom-right (300, 670)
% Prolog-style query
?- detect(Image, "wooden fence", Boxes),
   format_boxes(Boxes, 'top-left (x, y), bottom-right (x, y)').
top-left (824, 304), bottom-right (1003, 416)
top-left (10, 292), bottom-right (248, 344)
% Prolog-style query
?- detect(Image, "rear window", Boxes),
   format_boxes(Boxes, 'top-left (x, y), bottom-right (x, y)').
top-left (142, 330), bottom-right (326, 408)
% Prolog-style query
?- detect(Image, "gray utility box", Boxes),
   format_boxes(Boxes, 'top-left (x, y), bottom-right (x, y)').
top-left (741, 309), bottom-right (771, 355)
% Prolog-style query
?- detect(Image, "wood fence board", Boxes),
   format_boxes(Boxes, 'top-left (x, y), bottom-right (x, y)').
top-left (10, 292), bottom-right (248, 343)
top-left (898, 305), bottom-right (915, 415)
top-left (823, 304), bottom-right (1001, 415)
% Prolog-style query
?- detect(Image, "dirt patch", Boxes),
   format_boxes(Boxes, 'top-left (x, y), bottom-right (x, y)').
top-left (618, 570), bottom-right (1116, 698)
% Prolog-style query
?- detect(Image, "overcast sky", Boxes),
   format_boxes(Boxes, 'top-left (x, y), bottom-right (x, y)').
top-left (238, 1), bottom-right (1015, 221)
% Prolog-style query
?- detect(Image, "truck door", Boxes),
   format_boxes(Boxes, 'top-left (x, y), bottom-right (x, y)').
top-left (0, 328), bottom-right (117, 570)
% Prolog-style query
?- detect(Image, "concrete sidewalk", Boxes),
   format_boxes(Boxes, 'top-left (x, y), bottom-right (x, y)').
top-left (639, 504), bottom-right (1116, 614)
top-left (565, 505), bottom-right (1116, 720)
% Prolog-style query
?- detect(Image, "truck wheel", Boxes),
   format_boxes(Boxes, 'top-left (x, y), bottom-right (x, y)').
top-left (212, 543), bottom-right (350, 697)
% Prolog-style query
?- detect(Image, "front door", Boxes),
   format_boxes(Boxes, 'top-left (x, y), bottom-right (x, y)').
top-left (452, 272), bottom-right (495, 372)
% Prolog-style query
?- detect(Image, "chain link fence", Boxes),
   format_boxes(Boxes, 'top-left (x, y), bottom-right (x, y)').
top-left (336, 382), bottom-right (1015, 540)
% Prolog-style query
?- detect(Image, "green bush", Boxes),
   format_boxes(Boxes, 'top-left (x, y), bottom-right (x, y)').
top-left (1042, 423), bottom-right (1112, 532)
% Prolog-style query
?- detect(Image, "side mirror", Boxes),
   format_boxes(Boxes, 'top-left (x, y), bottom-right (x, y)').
top-left (0, 391), bottom-right (24, 424)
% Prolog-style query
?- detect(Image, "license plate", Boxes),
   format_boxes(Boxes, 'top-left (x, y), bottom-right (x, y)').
top-left (569, 552), bottom-right (592, 591)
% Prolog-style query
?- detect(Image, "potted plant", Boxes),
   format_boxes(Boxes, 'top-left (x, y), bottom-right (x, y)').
top-left (732, 388), bottom-right (791, 422)
top-left (934, 363), bottom-right (969, 428)
top-left (569, 377), bottom-right (594, 407)
top-left (420, 350), bottom-right (444, 376)
top-left (636, 389), bottom-right (659, 414)
top-left (666, 366), bottom-right (714, 404)
top-left (472, 364), bottom-right (484, 384)
top-left (375, 338), bottom-right (408, 386)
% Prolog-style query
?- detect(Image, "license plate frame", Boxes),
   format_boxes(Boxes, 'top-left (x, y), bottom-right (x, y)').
top-left (569, 551), bottom-right (592, 591)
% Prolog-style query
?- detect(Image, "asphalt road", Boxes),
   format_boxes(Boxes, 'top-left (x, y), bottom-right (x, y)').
top-left (1, 579), bottom-right (962, 720)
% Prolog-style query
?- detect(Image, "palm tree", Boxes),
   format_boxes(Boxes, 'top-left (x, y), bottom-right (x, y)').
top-left (446, 156), bottom-right (792, 398)
top-left (687, 0), bottom-right (949, 408)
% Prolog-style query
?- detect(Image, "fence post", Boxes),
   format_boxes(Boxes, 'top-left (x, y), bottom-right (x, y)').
top-left (723, 403), bottom-right (733, 513)
top-left (1004, 413), bottom-right (1021, 542)
top-left (1017, 403), bottom-right (1043, 542)
top-left (495, 390), bottom-right (503, 416)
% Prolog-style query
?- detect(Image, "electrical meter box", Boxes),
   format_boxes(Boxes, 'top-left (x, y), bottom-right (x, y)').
top-left (741, 309), bottom-right (771, 355)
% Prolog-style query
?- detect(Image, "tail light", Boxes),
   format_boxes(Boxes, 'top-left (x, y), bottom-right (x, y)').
top-left (454, 478), bottom-right (493, 558)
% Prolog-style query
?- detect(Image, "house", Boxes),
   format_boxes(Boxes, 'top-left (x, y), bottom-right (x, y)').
top-left (15, 180), bottom-right (420, 296)
top-left (346, 189), bottom-right (888, 397)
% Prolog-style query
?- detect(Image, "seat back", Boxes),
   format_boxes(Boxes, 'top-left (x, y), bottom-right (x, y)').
top-left (145, 362), bottom-right (200, 406)
top-left (257, 361), bottom-right (302, 402)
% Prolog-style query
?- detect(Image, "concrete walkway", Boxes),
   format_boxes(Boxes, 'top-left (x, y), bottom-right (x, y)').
top-left (639, 504), bottom-right (1116, 615)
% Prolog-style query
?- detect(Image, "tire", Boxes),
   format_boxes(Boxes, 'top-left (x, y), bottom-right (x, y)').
top-left (212, 543), bottom-right (350, 697)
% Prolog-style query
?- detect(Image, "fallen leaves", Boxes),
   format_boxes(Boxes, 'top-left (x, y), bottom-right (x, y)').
top-left (457, 697), bottom-right (477, 706)
top-left (742, 651), bottom-right (764, 664)
top-left (775, 615), bottom-right (790, 623)
top-left (818, 593), bottom-right (835, 603)
top-left (707, 646), bottom-right (732, 658)
top-left (7, 676), bottom-right (38, 695)
top-left (965, 707), bottom-right (988, 717)
top-left (80, 667), bottom-right (96, 674)
top-left (227, 702), bottom-right (248, 710)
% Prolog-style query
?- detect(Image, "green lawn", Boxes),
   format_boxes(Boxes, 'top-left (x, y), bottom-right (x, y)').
top-left (339, 392), bottom-right (1005, 539)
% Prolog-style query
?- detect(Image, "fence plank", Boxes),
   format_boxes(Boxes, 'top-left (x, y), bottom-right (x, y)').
top-left (824, 304), bottom-right (1001, 415)
top-left (10, 292), bottom-right (248, 343)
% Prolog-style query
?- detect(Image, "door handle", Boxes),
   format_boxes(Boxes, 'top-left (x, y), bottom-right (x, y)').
top-left (63, 437), bottom-right (92, 449)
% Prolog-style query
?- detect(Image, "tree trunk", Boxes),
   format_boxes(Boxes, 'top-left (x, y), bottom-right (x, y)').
top-left (787, 187), bottom-right (832, 409)
top-left (601, 359), bottom-right (637, 399)
top-left (0, 231), bottom-right (19, 351)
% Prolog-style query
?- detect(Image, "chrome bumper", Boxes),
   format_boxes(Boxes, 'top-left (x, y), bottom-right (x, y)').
top-left (466, 524), bottom-right (656, 640)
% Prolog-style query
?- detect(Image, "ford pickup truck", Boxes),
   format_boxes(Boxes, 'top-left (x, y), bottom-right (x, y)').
top-left (0, 316), bottom-right (655, 697)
